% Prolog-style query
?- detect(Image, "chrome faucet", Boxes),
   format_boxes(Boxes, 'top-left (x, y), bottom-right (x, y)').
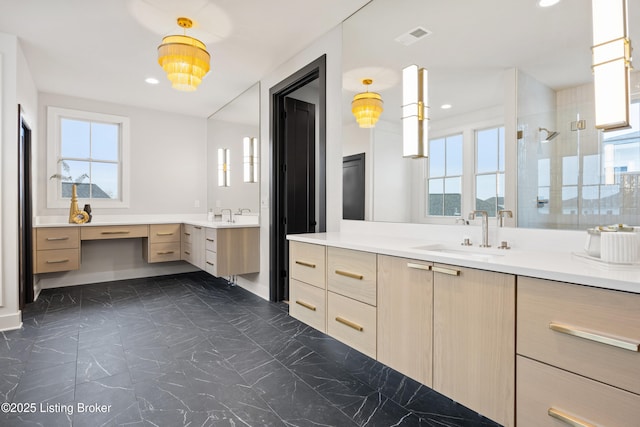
top-left (468, 210), bottom-right (490, 247)
top-left (221, 208), bottom-right (233, 223)
top-left (497, 210), bottom-right (513, 227)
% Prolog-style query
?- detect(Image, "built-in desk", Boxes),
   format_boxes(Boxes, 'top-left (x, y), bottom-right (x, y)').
top-left (33, 217), bottom-right (260, 277)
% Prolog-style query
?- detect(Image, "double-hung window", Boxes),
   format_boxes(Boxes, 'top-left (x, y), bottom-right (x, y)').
top-left (47, 107), bottom-right (130, 208)
top-left (475, 126), bottom-right (505, 217)
top-left (427, 134), bottom-right (463, 216)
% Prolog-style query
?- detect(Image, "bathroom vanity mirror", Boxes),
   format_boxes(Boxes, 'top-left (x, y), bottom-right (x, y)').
top-left (207, 83), bottom-right (260, 215)
top-left (342, 0), bottom-right (639, 229)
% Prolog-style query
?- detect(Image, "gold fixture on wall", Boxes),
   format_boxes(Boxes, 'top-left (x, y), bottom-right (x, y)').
top-left (591, 0), bottom-right (632, 130)
top-left (218, 148), bottom-right (230, 187)
top-left (158, 17), bottom-right (211, 91)
top-left (243, 137), bottom-right (258, 183)
top-left (402, 65), bottom-right (428, 158)
top-left (352, 79), bottom-right (383, 128)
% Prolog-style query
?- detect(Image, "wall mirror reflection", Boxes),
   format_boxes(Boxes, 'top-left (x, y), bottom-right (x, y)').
top-left (342, 0), bottom-right (639, 229)
top-left (207, 83), bottom-right (260, 217)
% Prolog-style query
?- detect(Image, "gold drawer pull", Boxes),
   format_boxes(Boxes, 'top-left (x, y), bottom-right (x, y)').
top-left (184, 232), bottom-right (191, 236)
top-left (548, 408), bottom-right (597, 427)
top-left (335, 316), bottom-right (364, 331)
top-left (295, 260), bottom-right (316, 268)
top-left (432, 266), bottom-right (460, 276)
top-left (295, 300), bottom-right (317, 311)
top-left (206, 261), bottom-right (214, 266)
top-left (101, 231), bottom-right (130, 235)
top-left (549, 322), bottom-right (640, 352)
top-left (184, 251), bottom-right (191, 255)
top-left (46, 259), bottom-right (70, 264)
top-left (46, 236), bottom-right (69, 241)
top-left (156, 251), bottom-right (175, 255)
top-left (206, 238), bottom-right (215, 242)
top-left (156, 232), bottom-right (174, 236)
top-left (407, 262), bottom-right (431, 271)
top-left (194, 226), bottom-right (202, 230)
top-left (335, 270), bottom-right (364, 280)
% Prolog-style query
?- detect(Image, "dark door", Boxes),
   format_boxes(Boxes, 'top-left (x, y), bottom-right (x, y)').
top-left (18, 106), bottom-right (34, 308)
top-left (343, 153), bottom-right (365, 220)
top-left (284, 97), bottom-right (316, 234)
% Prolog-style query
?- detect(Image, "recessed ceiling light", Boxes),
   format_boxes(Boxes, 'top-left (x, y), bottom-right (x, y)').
top-left (441, 104), bottom-right (452, 110)
top-left (145, 77), bottom-right (160, 85)
top-left (538, 0), bottom-right (560, 7)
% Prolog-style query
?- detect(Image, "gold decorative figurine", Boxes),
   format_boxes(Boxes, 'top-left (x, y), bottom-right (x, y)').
top-left (68, 184), bottom-right (90, 224)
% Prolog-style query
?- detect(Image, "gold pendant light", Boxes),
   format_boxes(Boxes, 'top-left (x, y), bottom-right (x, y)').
top-left (352, 79), bottom-right (383, 128)
top-left (158, 17), bottom-right (211, 91)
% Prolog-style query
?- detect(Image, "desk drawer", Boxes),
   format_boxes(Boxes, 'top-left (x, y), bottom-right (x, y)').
top-left (81, 225), bottom-right (148, 240)
top-left (36, 248), bottom-right (80, 273)
top-left (327, 247), bottom-right (376, 305)
top-left (205, 228), bottom-right (217, 252)
top-left (149, 224), bottom-right (181, 243)
top-left (327, 291), bottom-right (376, 358)
top-left (518, 276), bottom-right (640, 395)
top-left (517, 356), bottom-right (640, 427)
top-left (290, 279), bottom-right (326, 333)
top-left (290, 241), bottom-right (325, 289)
top-left (147, 242), bottom-right (180, 263)
top-left (36, 227), bottom-right (79, 250)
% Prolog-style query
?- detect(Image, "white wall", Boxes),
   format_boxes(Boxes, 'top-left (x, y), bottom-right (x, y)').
top-left (35, 93), bottom-right (207, 289)
top-left (0, 34), bottom-right (38, 330)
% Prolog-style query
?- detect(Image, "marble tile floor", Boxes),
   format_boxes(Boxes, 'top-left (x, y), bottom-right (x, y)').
top-left (0, 271), bottom-right (502, 427)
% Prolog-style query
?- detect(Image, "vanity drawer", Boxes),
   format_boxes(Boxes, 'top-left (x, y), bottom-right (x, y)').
top-left (81, 225), bottom-right (148, 240)
top-left (517, 276), bottom-right (640, 394)
top-left (205, 228), bottom-right (217, 252)
top-left (517, 356), bottom-right (640, 427)
top-left (290, 279), bottom-right (326, 333)
top-left (327, 291), bottom-right (376, 358)
top-left (182, 224), bottom-right (195, 244)
top-left (36, 227), bottom-right (79, 250)
top-left (327, 247), bottom-right (376, 305)
top-left (35, 248), bottom-right (80, 273)
top-left (181, 242), bottom-right (194, 263)
top-left (289, 241), bottom-right (326, 288)
top-left (205, 250), bottom-right (217, 276)
top-left (149, 224), bottom-right (181, 243)
top-left (147, 242), bottom-right (180, 263)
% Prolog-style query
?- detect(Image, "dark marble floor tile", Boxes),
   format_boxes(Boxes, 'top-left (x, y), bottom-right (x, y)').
top-left (77, 324), bottom-right (121, 350)
top-left (1, 389), bottom-right (75, 427)
top-left (74, 371), bottom-right (142, 426)
top-left (134, 371), bottom-right (213, 413)
top-left (26, 334), bottom-right (78, 371)
top-left (76, 342), bottom-right (128, 384)
top-left (124, 346), bottom-right (182, 384)
top-left (13, 361), bottom-right (76, 403)
top-left (0, 363), bottom-right (24, 402)
top-left (0, 338), bottom-right (34, 369)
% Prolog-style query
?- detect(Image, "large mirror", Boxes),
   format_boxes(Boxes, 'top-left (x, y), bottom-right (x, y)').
top-left (342, 0), bottom-right (639, 229)
top-left (207, 83), bottom-right (260, 215)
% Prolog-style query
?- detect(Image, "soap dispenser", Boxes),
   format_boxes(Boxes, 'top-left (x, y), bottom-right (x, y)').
top-left (207, 209), bottom-right (214, 222)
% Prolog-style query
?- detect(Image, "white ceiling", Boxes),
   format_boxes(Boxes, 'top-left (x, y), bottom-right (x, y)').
top-left (0, 0), bottom-right (370, 118)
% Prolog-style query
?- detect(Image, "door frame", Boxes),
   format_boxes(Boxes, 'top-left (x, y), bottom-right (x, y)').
top-left (269, 55), bottom-right (326, 302)
top-left (18, 104), bottom-right (34, 308)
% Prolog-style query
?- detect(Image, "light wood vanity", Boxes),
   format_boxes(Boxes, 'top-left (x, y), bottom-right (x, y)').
top-left (288, 236), bottom-right (640, 427)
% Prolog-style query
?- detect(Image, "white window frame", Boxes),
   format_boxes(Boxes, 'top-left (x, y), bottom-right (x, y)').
top-left (47, 106), bottom-right (130, 209)
top-left (474, 125), bottom-right (506, 217)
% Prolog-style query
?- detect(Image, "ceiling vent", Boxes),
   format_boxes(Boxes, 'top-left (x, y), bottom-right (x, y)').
top-left (395, 26), bottom-right (432, 46)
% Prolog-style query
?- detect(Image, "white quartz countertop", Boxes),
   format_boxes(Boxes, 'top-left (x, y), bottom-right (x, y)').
top-left (34, 214), bottom-right (260, 229)
top-left (287, 232), bottom-right (640, 294)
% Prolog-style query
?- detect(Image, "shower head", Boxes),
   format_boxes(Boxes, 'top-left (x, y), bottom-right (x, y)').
top-left (539, 127), bottom-right (559, 142)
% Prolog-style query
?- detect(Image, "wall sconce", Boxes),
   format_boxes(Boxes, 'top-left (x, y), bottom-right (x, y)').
top-left (402, 65), bottom-right (429, 158)
top-left (243, 137), bottom-right (258, 183)
top-left (592, 0), bottom-right (632, 131)
top-left (352, 79), bottom-right (383, 128)
top-left (218, 148), bottom-right (230, 187)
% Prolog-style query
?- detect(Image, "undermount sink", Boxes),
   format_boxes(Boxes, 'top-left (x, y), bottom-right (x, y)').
top-left (412, 244), bottom-right (507, 260)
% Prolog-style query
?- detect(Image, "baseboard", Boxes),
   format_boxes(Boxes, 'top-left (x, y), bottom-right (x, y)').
top-left (0, 311), bottom-right (23, 332)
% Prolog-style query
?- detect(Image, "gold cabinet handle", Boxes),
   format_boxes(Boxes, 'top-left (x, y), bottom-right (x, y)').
top-left (101, 231), bottom-right (131, 235)
top-left (184, 251), bottom-right (191, 255)
top-left (194, 226), bottom-right (202, 230)
top-left (184, 232), bottom-right (191, 236)
top-left (432, 266), bottom-right (460, 276)
top-left (335, 270), bottom-right (364, 280)
top-left (46, 259), bottom-right (70, 264)
top-left (295, 260), bottom-right (316, 268)
top-left (407, 262), bottom-right (431, 271)
top-left (206, 238), bottom-right (215, 242)
top-left (46, 236), bottom-right (69, 241)
top-left (548, 408), bottom-right (597, 427)
top-left (295, 300), bottom-right (317, 311)
top-left (206, 261), bottom-right (214, 266)
top-left (156, 232), bottom-right (174, 236)
top-left (549, 322), bottom-right (640, 352)
top-left (335, 316), bottom-right (364, 331)
top-left (156, 251), bottom-right (175, 255)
